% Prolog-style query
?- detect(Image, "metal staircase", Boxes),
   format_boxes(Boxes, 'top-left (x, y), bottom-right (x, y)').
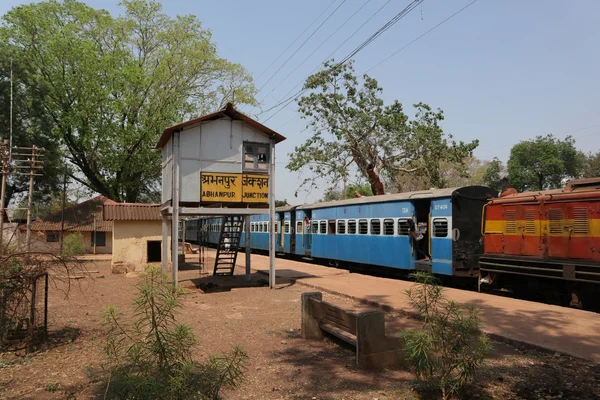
top-left (213, 216), bottom-right (243, 276)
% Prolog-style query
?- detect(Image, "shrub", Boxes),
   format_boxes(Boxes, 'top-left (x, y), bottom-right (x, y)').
top-left (402, 272), bottom-right (491, 400)
top-left (102, 265), bottom-right (247, 399)
top-left (63, 232), bottom-right (85, 257)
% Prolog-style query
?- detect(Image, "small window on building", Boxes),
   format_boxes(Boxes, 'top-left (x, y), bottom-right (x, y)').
top-left (243, 142), bottom-right (270, 172)
top-left (347, 220), bottom-right (357, 234)
top-left (358, 219), bottom-right (368, 235)
top-left (284, 222), bottom-right (290, 234)
top-left (432, 218), bottom-right (449, 238)
top-left (311, 221), bottom-right (319, 234)
top-left (319, 221), bottom-right (327, 234)
top-left (92, 232), bottom-right (106, 247)
top-left (46, 232), bottom-right (59, 242)
top-left (383, 219), bottom-right (394, 235)
top-left (328, 220), bottom-right (336, 235)
top-left (370, 219), bottom-right (381, 235)
top-left (337, 220), bottom-right (346, 235)
top-left (296, 221), bottom-right (303, 235)
top-left (398, 219), bottom-right (410, 236)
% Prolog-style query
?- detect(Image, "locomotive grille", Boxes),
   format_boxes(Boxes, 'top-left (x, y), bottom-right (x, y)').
top-left (549, 209), bottom-right (563, 234)
top-left (573, 208), bottom-right (588, 234)
top-left (505, 210), bottom-right (517, 233)
top-left (525, 209), bottom-right (536, 233)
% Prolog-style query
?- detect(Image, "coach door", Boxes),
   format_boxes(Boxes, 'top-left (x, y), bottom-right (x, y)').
top-left (303, 210), bottom-right (312, 256)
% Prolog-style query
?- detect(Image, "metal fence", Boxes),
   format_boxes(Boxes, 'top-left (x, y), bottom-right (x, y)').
top-left (0, 272), bottom-right (48, 348)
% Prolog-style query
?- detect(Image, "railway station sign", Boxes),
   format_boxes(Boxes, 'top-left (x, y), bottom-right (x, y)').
top-left (201, 172), bottom-right (268, 203)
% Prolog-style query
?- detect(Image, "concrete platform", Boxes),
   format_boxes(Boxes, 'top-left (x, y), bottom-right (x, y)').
top-left (198, 249), bottom-right (600, 363)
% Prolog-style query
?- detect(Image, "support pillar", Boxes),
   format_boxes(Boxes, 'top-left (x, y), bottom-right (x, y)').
top-left (171, 131), bottom-right (180, 285)
top-left (162, 214), bottom-right (169, 273)
top-left (245, 215), bottom-right (251, 281)
top-left (268, 138), bottom-right (276, 288)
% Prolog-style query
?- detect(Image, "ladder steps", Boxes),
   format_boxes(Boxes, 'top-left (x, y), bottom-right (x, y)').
top-left (213, 216), bottom-right (244, 276)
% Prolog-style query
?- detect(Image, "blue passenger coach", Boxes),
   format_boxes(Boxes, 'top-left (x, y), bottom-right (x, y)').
top-left (186, 186), bottom-right (496, 278)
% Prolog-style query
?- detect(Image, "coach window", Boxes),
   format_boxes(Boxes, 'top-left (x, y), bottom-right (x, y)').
top-left (319, 221), bottom-right (327, 234)
top-left (337, 220), bottom-right (346, 234)
top-left (311, 221), bottom-right (319, 234)
top-left (328, 220), bottom-right (336, 235)
top-left (398, 219), bottom-right (410, 236)
top-left (296, 221), bottom-right (303, 235)
top-left (358, 219), bottom-right (368, 235)
top-left (347, 220), bottom-right (357, 234)
top-left (274, 222), bottom-right (279, 234)
top-left (432, 218), bottom-right (449, 238)
top-left (370, 219), bottom-right (381, 235)
top-left (383, 219), bottom-right (394, 235)
top-left (284, 221), bottom-right (290, 234)
top-left (243, 142), bottom-right (269, 172)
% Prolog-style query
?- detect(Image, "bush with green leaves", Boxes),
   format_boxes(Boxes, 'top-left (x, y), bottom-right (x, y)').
top-left (102, 265), bottom-right (247, 399)
top-left (62, 232), bottom-right (85, 257)
top-left (402, 272), bottom-right (491, 400)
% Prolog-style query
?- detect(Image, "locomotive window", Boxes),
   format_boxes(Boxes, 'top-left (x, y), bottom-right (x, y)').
top-left (296, 221), bottom-right (303, 235)
top-left (337, 220), bottom-right (346, 234)
top-left (573, 208), bottom-right (588, 234)
top-left (358, 219), bottom-right (368, 235)
top-left (347, 220), bottom-right (357, 234)
top-left (328, 220), bottom-right (336, 235)
top-left (284, 222), bottom-right (290, 234)
top-left (370, 219), bottom-right (381, 235)
top-left (311, 221), bottom-right (319, 234)
top-left (505, 210), bottom-right (517, 233)
top-left (549, 209), bottom-right (563, 234)
top-left (319, 221), bottom-right (327, 234)
top-left (433, 218), bottom-right (449, 238)
top-left (383, 219), bottom-right (394, 235)
top-left (243, 142), bottom-right (270, 172)
top-left (398, 219), bottom-right (410, 236)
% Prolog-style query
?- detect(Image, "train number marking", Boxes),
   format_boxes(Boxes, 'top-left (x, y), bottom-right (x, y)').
top-left (434, 204), bottom-right (448, 210)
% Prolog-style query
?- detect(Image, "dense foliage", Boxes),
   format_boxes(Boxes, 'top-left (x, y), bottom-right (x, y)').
top-left (507, 134), bottom-right (584, 191)
top-left (1, 0), bottom-right (256, 202)
top-left (287, 61), bottom-right (479, 196)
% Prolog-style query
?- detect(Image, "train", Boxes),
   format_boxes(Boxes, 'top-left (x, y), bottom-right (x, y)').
top-left (184, 178), bottom-right (600, 308)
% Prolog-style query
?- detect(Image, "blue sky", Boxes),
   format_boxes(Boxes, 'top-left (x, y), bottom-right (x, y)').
top-left (2, 0), bottom-right (599, 204)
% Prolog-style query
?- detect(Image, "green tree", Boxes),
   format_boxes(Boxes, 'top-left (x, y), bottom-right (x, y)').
top-left (482, 157), bottom-right (503, 192)
top-left (0, 48), bottom-right (63, 208)
top-left (275, 199), bottom-right (289, 207)
top-left (287, 61), bottom-right (478, 196)
top-left (1, 0), bottom-right (256, 202)
top-left (507, 135), bottom-right (584, 191)
top-left (582, 151), bottom-right (600, 178)
top-left (322, 183), bottom-right (372, 201)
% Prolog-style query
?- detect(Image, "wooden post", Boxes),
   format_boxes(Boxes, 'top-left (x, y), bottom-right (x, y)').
top-left (268, 138), bottom-right (276, 288)
top-left (245, 214), bottom-right (251, 281)
top-left (25, 147), bottom-right (36, 251)
top-left (59, 164), bottom-right (67, 255)
top-left (301, 292), bottom-right (323, 339)
top-left (0, 140), bottom-right (8, 254)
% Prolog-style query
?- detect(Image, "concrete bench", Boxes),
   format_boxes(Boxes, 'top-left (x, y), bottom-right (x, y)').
top-left (301, 292), bottom-right (404, 369)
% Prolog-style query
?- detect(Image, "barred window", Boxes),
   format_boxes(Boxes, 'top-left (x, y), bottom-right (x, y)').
top-left (311, 221), bottom-right (319, 234)
top-left (337, 220), bottom-right (346, 234)
top-left (296, 221), bottom-right (303, 235)
top-left (319, 221), bottom-right (327, 234)
top-left (432, 218), bottom-right (449, 238)
top-left (383, 219), bottom-right (395, 235)
top-left (370, 219), bottom-right (381, 235)
top-left (358, 219), bottom-right (368, 235)
top-left (398, 219), bottom-right (410, 236)
top-left (347, 220), bottom-right (357, 234)
top-left (284, 222), bottom-right (290, 234)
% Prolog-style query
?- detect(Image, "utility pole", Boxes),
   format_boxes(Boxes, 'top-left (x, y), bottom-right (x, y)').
top-left (59, 164), bottom-right (67, 254)
top-left (0, 140), bottom-right (10, 254)
top-left (11, 146), bottom-right (44, 251)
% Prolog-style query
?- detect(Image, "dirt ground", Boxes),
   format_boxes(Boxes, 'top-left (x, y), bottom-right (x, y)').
top-left (1, 259), bottom-right (599, 400)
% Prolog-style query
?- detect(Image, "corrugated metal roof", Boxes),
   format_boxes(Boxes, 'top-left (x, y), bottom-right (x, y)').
top-left (103, 203), bottom-right (162, 221)
top-left (157, 103), bottom-right (286, 148)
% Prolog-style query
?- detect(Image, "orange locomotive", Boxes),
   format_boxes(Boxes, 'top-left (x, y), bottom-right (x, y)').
top-left (480, 178), bottom-right (600, 308)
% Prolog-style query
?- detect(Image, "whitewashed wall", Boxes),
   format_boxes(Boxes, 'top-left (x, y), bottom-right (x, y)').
top-left (161, 116), bottom-right (272, 204)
